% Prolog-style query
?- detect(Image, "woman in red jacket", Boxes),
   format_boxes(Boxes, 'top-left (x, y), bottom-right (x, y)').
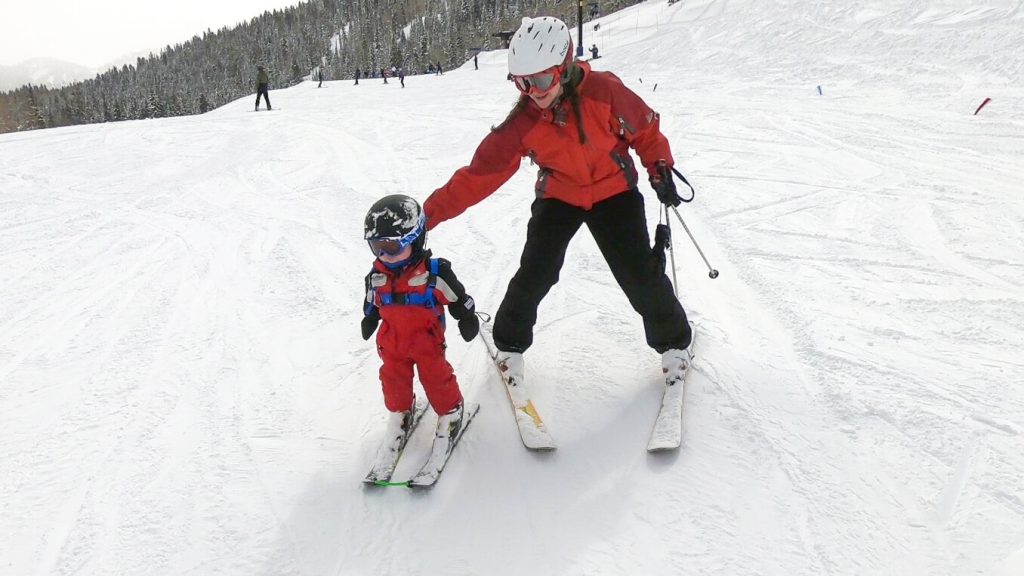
top-left (423, 16), bottom-right (694, 390)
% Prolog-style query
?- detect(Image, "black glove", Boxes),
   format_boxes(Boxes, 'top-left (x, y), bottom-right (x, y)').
top-left (361, 315), bottom-right (380, 340)
top-left (650, 160), bottom-right (682, 207)
top-left (458, 313), bottom-right (479, 342)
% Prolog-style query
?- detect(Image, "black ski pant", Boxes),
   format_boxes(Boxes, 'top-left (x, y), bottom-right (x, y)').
top-left (493, 190), bottom-right (691, 354)
top-left (255, 83), bottom-right (271, 109)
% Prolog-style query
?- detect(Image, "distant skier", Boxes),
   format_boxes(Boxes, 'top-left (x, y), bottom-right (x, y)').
top-left (255, 65), bottom-right (271, 111)
top-left (381, 67), bottom-right (388, 84)
top-left (399, 68), bottom-right (405, 88)
top-left (355, 68), bottom-right (361, 85)
top-left (423, 16), bottom-right (694, 394)
top-left (361, 194), bottom-right (479, 456)
top-left (474, 54), bottom-right (479, 70)
top-left (589, 44), bottom-right (600, 59)
top-left (318, 68), bottom-right (324, 88)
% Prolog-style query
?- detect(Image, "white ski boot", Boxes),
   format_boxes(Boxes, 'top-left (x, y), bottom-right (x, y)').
top-left (374, 402), bottom-right (418, 464)
top-left (661, 327), bottom-right (696, 387)
top-left (435, 402), bottom-right (465, 444)
top-left (495, 351), bottom-right (525, 387)
top-left (496, 350), bottom-right (532, 408)
top-left (383, 404), bottom-right (416, 445)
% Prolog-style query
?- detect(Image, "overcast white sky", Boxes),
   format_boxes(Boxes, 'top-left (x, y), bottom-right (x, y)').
top-left (0, 0), bottom-right (304, 68)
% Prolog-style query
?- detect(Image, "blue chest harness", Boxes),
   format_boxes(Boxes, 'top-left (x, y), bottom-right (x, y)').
top-left (375, 258), bottom-right (442, 316)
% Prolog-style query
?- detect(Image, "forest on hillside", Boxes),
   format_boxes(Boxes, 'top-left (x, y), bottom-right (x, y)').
top-left (0, 0), bottom-right (633, 133)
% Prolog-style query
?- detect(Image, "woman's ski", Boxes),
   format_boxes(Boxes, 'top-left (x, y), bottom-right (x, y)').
top-left (647, 323), bottom-right (696, 451)
top-left (647, 379), bottom-right (686, 451)
top-left (477, 318), bottom-right (556, 451)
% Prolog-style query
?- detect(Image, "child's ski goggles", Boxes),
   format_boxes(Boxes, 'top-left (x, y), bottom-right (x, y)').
top-left (512, 66), bottom-right (563, 95)
top-left (367, 237), bottom-right (408, 257)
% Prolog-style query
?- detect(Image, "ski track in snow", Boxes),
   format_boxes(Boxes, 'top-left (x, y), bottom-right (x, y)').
top-left (2, 1), bottom-right (1023, 575)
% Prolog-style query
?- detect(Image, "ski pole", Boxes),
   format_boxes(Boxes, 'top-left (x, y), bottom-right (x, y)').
top-left (669, 206), bottom-right (719, 279)
top-left (658, 164), bottom-right (717, 278)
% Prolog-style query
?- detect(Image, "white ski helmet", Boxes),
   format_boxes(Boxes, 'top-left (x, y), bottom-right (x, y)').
top-left (508, 16), bottom-right (573, 76)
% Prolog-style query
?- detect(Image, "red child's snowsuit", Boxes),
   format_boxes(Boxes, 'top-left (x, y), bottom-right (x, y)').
top-left (363, 254), bottom-right (473, 415)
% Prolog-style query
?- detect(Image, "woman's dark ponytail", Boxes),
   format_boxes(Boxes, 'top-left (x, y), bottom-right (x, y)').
top-left (561, 63), bottom-right (588, 144)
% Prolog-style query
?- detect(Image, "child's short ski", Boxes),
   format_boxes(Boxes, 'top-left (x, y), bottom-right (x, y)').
top-left (364, 398), bottom-right (429, 484)
top-left (647, 324), bottom-right (696, 452)
top-left (477, 318), bottom-right (556, 450)
top-left (407, 402), bottom-right (480, 488)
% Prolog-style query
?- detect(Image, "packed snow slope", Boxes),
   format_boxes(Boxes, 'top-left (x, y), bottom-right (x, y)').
top-left (2, 1), bottom-right (1023, 574)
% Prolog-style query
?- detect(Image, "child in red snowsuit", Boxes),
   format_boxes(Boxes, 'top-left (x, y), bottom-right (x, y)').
top-left (361, 194), bottom-right (479, 421)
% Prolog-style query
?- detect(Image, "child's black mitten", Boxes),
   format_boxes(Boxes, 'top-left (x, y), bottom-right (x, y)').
top-left (361, 315), bottom-right (380, 340)
top-left (458, 313), bottom-right (479, 342)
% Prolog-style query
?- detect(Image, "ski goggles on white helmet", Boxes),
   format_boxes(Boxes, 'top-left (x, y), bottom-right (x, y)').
top-left (366, 213), bottom-right (425, 257)
top-left (512, 66), bottom-right (563, 95)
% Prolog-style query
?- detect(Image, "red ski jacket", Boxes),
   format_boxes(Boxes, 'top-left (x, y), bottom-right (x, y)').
top-left (424, 61), bottom-right (675, 228)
